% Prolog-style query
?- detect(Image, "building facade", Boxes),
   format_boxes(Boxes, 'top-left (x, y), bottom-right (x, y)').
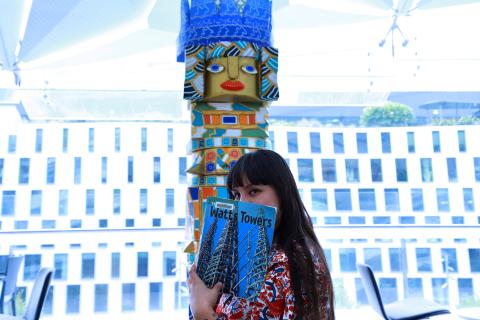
top-left (0, 108), bottom-right (479, 318)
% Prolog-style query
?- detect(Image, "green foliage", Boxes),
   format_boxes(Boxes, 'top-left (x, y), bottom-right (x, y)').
top-left (432, 116), bottom-right (480, 126)
top-left (360, 102), bottom-right (415, 127)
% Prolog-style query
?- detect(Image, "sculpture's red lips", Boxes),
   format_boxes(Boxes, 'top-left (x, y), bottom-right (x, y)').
top-left (221, 80), bottom-right (245, 91)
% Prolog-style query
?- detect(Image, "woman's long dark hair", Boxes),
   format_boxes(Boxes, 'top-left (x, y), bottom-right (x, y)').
top-left (227, 149), bottom-right (335, 319)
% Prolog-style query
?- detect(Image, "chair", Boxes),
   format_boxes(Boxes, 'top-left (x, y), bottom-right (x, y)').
top-left (0, 268), bottom-right (53, 320)
top-left (0, 256), bottom-right (24, 315)
top-left (357, 263), bottom-right (450, 320)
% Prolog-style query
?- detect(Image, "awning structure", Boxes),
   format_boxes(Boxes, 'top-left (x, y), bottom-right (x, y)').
top-left (1, 0), bottom-right (480, 119)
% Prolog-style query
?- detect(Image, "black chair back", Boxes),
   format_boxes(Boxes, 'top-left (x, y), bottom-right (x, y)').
top-left (24, 268), bottom-right (53, 320)
top-left (357, 263), bottom-right (389, 319)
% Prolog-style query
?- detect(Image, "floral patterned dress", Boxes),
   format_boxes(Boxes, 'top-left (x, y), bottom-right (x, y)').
top-left (215, 249), bottom-right (296, 319)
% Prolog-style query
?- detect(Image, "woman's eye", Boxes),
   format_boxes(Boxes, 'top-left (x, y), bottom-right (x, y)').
top-left (249, 189), bottom-right (260, 196)
top-left (241, 64), bottom-right (257, 75)
top-left (207, 63), bottom-right (224, 73)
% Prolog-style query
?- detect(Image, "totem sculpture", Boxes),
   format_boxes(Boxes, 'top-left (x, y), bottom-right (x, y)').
top-left (177, 0), bottom-right (279, 261)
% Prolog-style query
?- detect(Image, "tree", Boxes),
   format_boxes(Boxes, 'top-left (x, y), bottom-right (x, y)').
top-left (360, 102), bottom-right (415, 127)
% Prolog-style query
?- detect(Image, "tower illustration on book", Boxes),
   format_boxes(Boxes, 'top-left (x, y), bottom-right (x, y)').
top-left (201, 214), bottom-right (239, 294)
top-left (197, 197), bottom-right (276, 300)
top-left (243, 208), bottom-right (270, 300)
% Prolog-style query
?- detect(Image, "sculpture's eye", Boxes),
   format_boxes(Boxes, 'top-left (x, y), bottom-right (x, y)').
top-left (241, 64), bottom-right (257, 74)
top-left (207, 63), bottom-right (225, 73)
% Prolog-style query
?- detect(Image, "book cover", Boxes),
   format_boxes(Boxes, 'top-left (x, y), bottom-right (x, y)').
top-left (196, 197), bottom-right (277, 301)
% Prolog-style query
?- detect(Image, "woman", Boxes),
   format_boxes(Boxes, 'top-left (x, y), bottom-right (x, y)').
top-left (189, 149), bottom-right (335, 319)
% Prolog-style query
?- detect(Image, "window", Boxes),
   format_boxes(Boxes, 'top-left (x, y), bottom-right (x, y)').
top-left (30, 190), bottom-right (42, 215)
top-left (99, 219), bottom-right (108, 228)
top-left (388, 248), bottom-right (401, 272)
top-left (269, 130), bottom-right (275, 150)
top-left (395, 158), bottom-right (408, 182)
top-left (469, 249), bottom-right (480, 272)
top-left (19, 158), bottom-right (30, 184)
top-left (370, 159), bottom-right (382, 182)
top-left (113, 189), bottom-right (121, 214)
top-left (436, 188), bottom-right (450, 212)
top-left (339, 248), bottom-right (357, 272)
top-left (140, 189), bottom-right (148, 214)
top-left (458, 130), bottom-right (466, 152)
top-left (54, 254), bottom-right (68, 280)
top-left (163, 251), bottom-right (176, 276)
top-left (407, 278), bottom-right (424, 298)
top-left (432, 131), bottom-right (441, 152)
top-left (62, 128), bottom-right (68, 152)
top-left (432, 278), bottom-right (448, 305)
top-left (384, 188), bottom-right (400, 211)
top-left (8, 135), bottom-right (16, 153)
top-left (70, 219), bottom-right (82, 228)
top-left (463, 188), bottom-right (475, 212)
top-left (379, 278), bottom-right (398, 304)
top-left (309, 132), bottom-right (321, 153)
top-left (175, 281), bottom-right (189, 309)
top-left (373, 216), bottom-right (390, 224)
top-left (411, 188), bottom-right (424, 212)
top-left (88, 128), bottom-right (94, 152)
top-left (287, 131), bottom-right (298, 153)
top-left (46, 157), bottom-right (56, 184)
top-left (441, 248), bottom-right (458, 273)
top-left (43, 287), bottom-right (53, 315)
top-left (425, 216), bottom-right (440, 224)
top-left (167, 128), bottom-right (173, 152)
top-left (74, 157), bottom-right (81, 184)
top-left (446, 158), bottom-right (457, 182)
top-left (82, 253), bottom-right (95, 279)
top-left (364, 248), bottom-right (382, 271)
top-left (335, 189), bottom-right (352, 211)
top-left (86, 189), bottom-right (95, 215)
top-left (345, 159), bottom-right (359, 182)
top-left (321, 159), bottom-right (337, 182)
top-left (0, 159), bottom-right (3, 184)
top-left (297, 158), bottom-right (314, 182)
top-left (407, 131), bottom-right (415, 153)
top-left (101, 157), bottom-right (107, 184)
top-left (150, 283), bottom-right (163, 311)
top-left (137, 252), bottom-right (149, 277)
top-left (356, 133), bottom-right (368, 153)
top-left (128, 156), bottom-right (134, 183)
top-left (94, 284), bottom-right (108, 313)
top-left (166, 188), bottom-right (174, 214)
top-left (474, 158), bottom-right (480, 182)
top-left (359, 189), bottom-right (376, 211)
top-left (458, 279), bottom-right (474, 304)
top-left (179, 157), bottom-right (187, 184)
top-left (381, 132), bottom-right (391, 153)
top-left (152, 218), bottom-right (161, 227)
top-left (1, 191), bottom-right (16, 216)
top-left (333, 133), bottom-right (344, 153)
top-left (58, 190), bottom-right (69, 216)
top-left (24, 254), bottom-right (41, 280)
top-left (311, 188), bottom-right (328, 211)
top-left (35, 128), bottom-right (43, 153)
top-left (111, 252), bottom-right (120, 278)
top-left (153, 157), bottom-right (161, 183)
top-left (141, 127), bottom-right (147, 152)
top-left (66, 285), bottom-right (80, 314)
top-left (125, 218), bottom-right (135, 227)
top-left (416, 248), bottom-right (432, 272)
top-left (115, 128), bottom-right (121, 152)
top-left (420, 158), bottom-right (433, 182)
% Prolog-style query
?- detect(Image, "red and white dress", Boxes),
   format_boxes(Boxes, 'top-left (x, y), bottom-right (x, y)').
top-left (215, 249), bottom-right (297, 319)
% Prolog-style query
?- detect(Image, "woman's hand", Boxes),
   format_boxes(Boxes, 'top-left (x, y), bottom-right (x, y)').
top-left (188, 264), bottom-right (223, 320)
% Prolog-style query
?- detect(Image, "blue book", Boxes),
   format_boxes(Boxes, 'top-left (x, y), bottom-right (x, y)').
top-left (196, 197), bottom-right (277, 301)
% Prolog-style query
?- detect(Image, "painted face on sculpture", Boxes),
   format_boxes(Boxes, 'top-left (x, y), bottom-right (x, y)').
top-left (205, 56), bottom-right (259, 102)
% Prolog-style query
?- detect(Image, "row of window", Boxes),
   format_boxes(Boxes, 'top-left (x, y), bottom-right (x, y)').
top-left (279, 130), bottom-right (468, 154)
top-left (2, 128), bottom-right (174, 154)
top-left (2, 156), bottom-right (480, 187)
top-left (296, 157), bottom-right (480, 183)
top-left (0, 186), bottom-right (474, 218)
top-left (0, 157), bottom-right (187, 185)
top-left (0, 188), bottom-right (177, 217)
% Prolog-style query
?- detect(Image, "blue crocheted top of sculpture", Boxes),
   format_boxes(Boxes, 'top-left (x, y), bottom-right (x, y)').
top-left (177, 0), bottom-right (273, 62)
